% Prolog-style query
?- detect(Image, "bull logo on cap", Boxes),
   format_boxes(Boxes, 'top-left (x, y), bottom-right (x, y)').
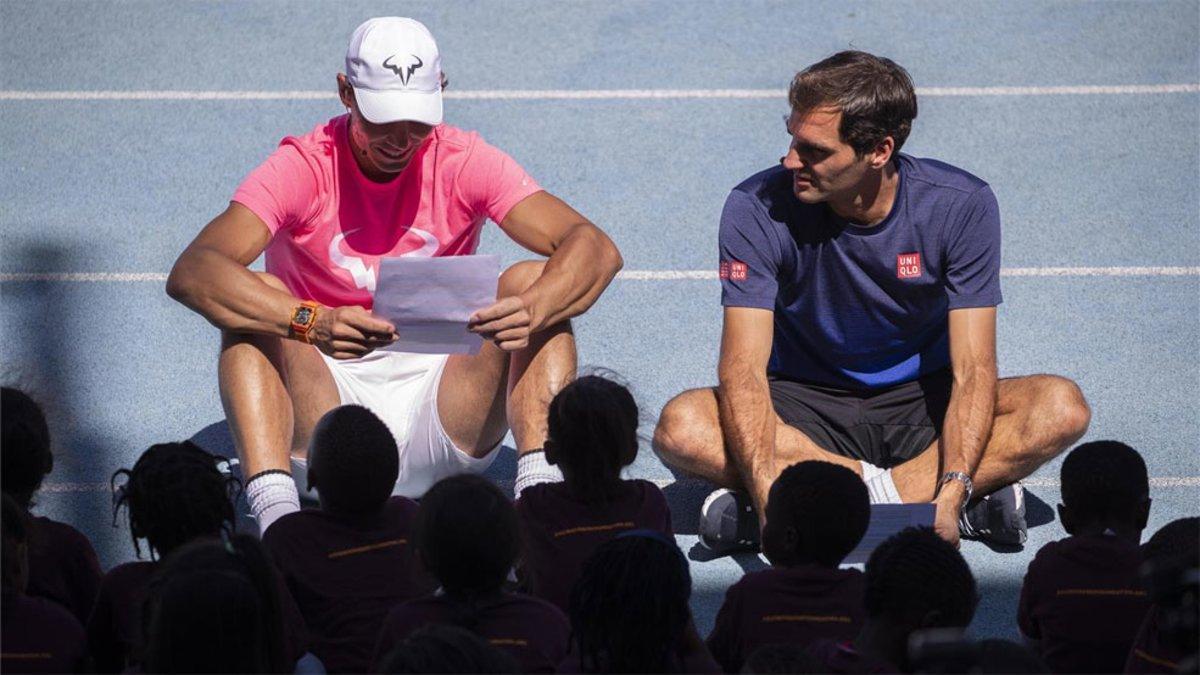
top-left (382, 54), bottom-right (424, 86)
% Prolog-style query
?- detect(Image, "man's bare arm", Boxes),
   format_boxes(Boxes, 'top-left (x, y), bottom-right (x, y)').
top-left (166, 202), bottom-right (296, 336)
top-left (717, 306), bottom-right (777, 515)
top-left (939, 306), bottom-right (999, 501)
top-left (166, 202), bottom-right (395, 358)
top-left (469, 191), bottom-right (622, 350)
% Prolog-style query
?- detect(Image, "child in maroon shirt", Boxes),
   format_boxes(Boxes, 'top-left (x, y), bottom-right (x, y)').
top-left (1, 387), bottom-right (102, 625)
top-left (561, 530), bottom-right (720, 673)
top-left (707, 461), bottom-right (870, 673)
top-left (1125, 517), bottom-right (1198, 673)
top-left (1018, 441), bottom-right (1153, 673)
top-left (263, 405), bottom-right (437, 673)
top-left (373, 474), bottom-right (570, 673)
top-left (829, 526), bottom-right (976, 673)
top-left (516, 375), bottom-right (672, 611)
top-left (2, 494), bottom-right (88, 674)
top-left (87, 441), bottom-right (245, 671)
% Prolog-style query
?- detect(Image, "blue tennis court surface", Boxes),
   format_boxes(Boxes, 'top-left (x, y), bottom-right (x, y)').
top-left (2, 0), bottom-right (1198, 641)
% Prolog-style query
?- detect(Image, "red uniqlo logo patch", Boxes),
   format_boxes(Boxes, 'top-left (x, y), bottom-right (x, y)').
top-left (719, 261), bottom-right (749, 281)
top-left (897, 252), bottom-right (922, 279)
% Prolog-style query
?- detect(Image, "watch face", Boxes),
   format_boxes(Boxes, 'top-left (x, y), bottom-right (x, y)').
top-left (294, 307), bottom-right (314, 325)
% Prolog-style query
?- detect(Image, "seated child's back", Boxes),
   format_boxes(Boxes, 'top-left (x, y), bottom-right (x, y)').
top-left (516, 376), bottom-right (672, 611)
top-left (374, 474), bottom-right (570, 674)
top-left (1, 387), bottom-right (102, 624)
top-left (87, 441), bottom-right (240, 672)
top-left (263, 405), bottom-right (437, 673)
top-left (707, 461), bottom-right (870, 673)
top-left (1018, 441), bottom-right (1152, 673)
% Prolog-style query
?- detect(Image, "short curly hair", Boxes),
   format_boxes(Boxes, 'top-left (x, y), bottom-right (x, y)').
top-left (864, 526), bottom-right (976, 628)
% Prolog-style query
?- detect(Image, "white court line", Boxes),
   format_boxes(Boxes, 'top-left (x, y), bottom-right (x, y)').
top-left (39, 475), bottom-right (1200, 493)
top-left (1, 84), bottom-right (1197, 101)
top-left (2, 267), bottom-right (1198, 283)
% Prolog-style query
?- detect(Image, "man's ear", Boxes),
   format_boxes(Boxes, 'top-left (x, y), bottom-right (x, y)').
top-left (336, 73), bottom-right (355, 110)
top-left (869, 136), bottom-right (895, 169)
top-left (1057, 503), bottom-right (1076, 535)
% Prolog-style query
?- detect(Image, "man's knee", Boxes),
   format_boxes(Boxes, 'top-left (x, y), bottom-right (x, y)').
top-left (653, 390), bottom-right (717, 465)
top-left (498, 260), bottom-right (546, 297)
top-left (1041, 375), bottom-right (1091, 445)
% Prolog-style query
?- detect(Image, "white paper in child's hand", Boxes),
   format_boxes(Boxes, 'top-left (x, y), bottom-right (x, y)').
top-left (373, 255), bottom-right (500, 355)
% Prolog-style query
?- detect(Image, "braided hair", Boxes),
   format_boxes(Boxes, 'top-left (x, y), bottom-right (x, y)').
top-left (1060, 440), bottom-right (1149, 527)
top-left (568, 532), bottom-right (691, 673)
top-left (762, 461), bottom-right (870, 567)
top-left (1, 387), bottom-right (53, 509)
top-left (864, 527), bottom-right (977, 630)
top-left (111, 441), bottom-right (239, 559)
top-left (546, 375), bottom-right (639, 504)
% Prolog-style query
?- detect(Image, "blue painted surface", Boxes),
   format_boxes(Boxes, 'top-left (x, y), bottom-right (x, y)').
top-left (2, 0), bottom-right (1197, 643)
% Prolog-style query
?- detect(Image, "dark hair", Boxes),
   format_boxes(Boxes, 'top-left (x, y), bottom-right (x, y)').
top-left (788, 50), bottom-right (918, 156)
top-left (568, 533), bottom-right (691, 673)
top-left (111, 441), bottom-right (239, 559)
top-left (381, 623), bottom-right (520, 674)
top-left (309, 405), bottom-right (399, 516)
top-left (546, 375), bottom-right (639, 503)
top-left (741, 643), bottom-right (823, 674)
top-left (864, 527), bottom-right (976, 629)
top-left (1143, 517), bottom-right (1200, 569)
top-left (974, 639), bottom-right (1049, 674)
top-left (1, 493), bottom-right (31, 590)
top-left (415, 474), bottom-right (518, 625)
top-left (1, 387), bottom-right (53, 509)
top-left (762, 461), bottom-right (869, 567)
top-left (142, 535), bottom-right (288, 673)
top-left (1060, 441), bottom-right (1149, 525)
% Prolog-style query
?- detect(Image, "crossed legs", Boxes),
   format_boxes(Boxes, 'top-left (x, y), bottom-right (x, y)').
top-left (652, 374), bottom-right (1091, 508)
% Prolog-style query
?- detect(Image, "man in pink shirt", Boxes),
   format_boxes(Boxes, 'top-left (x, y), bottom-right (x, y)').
top-left (167, 17), bottom-right (623, 533)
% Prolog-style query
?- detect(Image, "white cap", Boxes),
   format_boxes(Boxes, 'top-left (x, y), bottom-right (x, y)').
top-left (345, 17), bottom-right (443, 125)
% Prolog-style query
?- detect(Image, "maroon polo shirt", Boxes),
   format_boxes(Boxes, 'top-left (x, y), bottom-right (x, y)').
top-left (26, 516), bottom-right (102, 625)
top-left (262, 497), bottom-right (437, 673)
top-left (86, 561), bottom-right (155, 673)
top-left (87, 557), bottom-right (310, 672)
top-left (516, 479), bottom-right (673, 611)
top-left (1124, 606), bottom-right (1186, 673)
top-left (2, 589), bottom-right (87, 674)
top-left (706, 565), bottom-right (865, 673)
top-left (1017, 534), bottom-right (1151, 673)
top-left (373, 592), bottom-right (570, 673)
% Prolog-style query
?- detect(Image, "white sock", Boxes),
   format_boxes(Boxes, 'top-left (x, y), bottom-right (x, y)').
top-left (289, 455), bottom-right (320, 503)
top-left (514, 450), bottom-right (562, 498)
top-left (246, 470), bottom-right (301, 535)
top-left (860, 461), bottom-right (902, 505)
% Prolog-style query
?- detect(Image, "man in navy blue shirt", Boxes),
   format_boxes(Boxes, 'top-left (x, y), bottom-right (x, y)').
top-left (653, 51), bottom-right (1091, 548)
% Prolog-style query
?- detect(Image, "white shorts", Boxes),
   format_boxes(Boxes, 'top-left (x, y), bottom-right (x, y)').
top-left (293, 350), bottom-right (500, 499)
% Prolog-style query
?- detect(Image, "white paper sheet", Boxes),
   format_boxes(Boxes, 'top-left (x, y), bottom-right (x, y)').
top-left (843, 503), bottom-right (937, 565)
top-left (373, 255), bottom-right (500, 355)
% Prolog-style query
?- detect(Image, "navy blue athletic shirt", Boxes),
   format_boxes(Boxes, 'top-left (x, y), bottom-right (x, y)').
top-left (719, 154), bottom-right (1002, 390)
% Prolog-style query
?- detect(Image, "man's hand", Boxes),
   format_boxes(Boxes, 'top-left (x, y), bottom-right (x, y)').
top-left (310, 305), bottom-right (397, 359)
top-left (933, 481), bottom-right (968, 547)
top-left (468, 295), bottom-right (537, 352)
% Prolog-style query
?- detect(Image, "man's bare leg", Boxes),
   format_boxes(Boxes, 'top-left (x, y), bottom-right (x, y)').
top-left (437, 261), bottom-right (576, 468)
top-left (890, 374), bottom-right (1091, 502)
top-left (217, 272), bottom-right (340, 528)
top-left (653, 374), bottom-right (1089, 509)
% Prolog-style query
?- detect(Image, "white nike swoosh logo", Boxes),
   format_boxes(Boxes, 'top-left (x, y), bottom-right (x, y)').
top-left (328, 226), bottom-right (440, 293)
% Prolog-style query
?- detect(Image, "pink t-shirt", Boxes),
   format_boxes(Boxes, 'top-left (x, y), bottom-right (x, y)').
top-left (232, 115), bottom-right (542, 309)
